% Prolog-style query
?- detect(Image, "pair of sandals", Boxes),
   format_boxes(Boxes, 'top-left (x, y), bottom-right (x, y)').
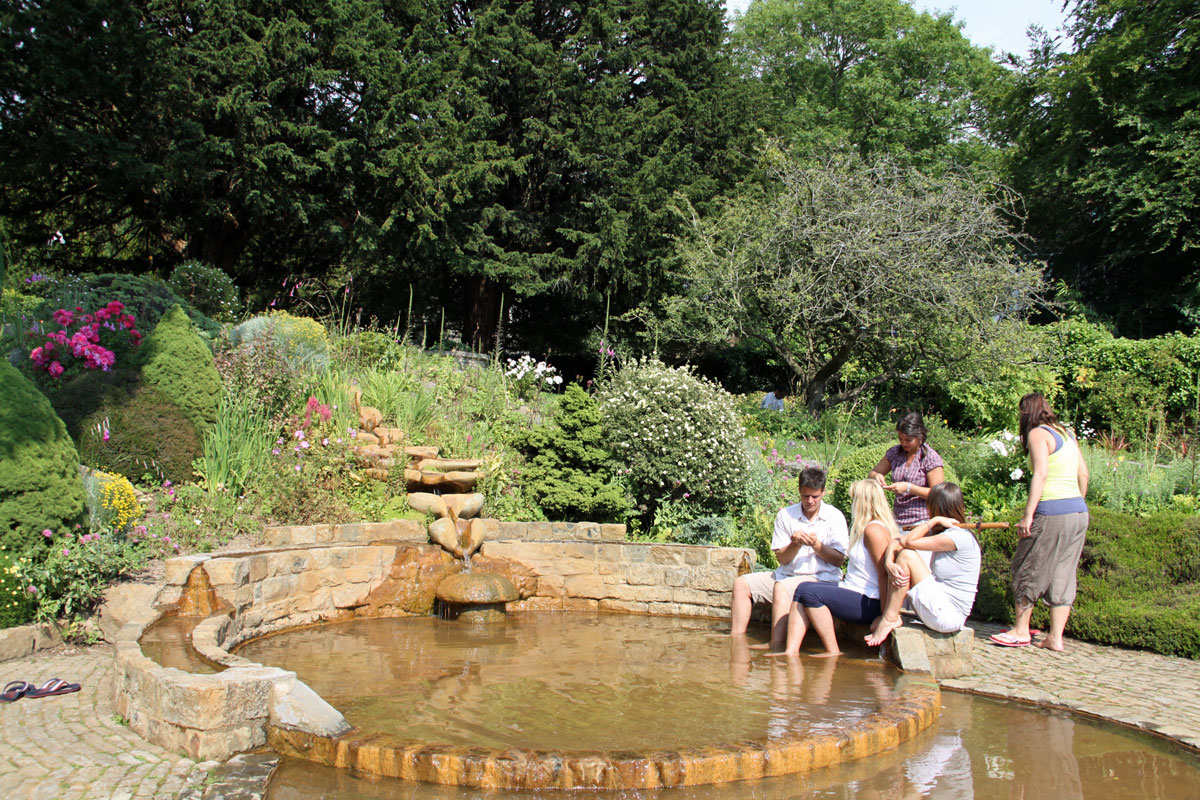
top-left (0, 678), bottom-right (81, 702)
top-left (988, 629), bottom-right (1042, 648)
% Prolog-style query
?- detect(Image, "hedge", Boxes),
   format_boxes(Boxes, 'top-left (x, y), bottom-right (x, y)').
top-left (973, 507), bottom-right (1200, 658)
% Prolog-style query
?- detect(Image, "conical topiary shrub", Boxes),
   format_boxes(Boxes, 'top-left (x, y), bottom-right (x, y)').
top-left (0, 360), bottom-right (85, 551)
top-left (138, 304), bottom-right (222, 432)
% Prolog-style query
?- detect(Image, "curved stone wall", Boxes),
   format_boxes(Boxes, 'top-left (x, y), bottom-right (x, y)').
top-left (111, 519), bottom-right (944, 782)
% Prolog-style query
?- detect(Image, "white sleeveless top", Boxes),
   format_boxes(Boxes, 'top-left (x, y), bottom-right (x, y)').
top-left (840, 520), bottom-right (887, 600)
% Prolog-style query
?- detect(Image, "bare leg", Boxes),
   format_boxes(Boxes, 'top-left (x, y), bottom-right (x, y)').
top-left (805, 604), bottom-right (842, 656)
top-left (1000, 603), bottom-right (1035, 642)
top-left (768, 579), bottom-right (798, 648)
top-left (730, 575), bottom-right (753, 635)
top-left (866, 550), bottom-right (929, 646)
top-left (1037, 605), bottom-right (1071, 651)
top-left (769, 601), bottom-right (809, 656)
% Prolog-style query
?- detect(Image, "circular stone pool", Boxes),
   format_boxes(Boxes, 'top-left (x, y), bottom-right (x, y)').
top-left (264, 692), bottom-right (1200, 800)
top-left (237, 612), bottom-right (938, 789)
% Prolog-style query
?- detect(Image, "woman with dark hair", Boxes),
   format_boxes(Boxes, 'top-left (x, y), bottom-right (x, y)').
top-left (864, 483), bottom-right (981, 646)
top-left (868, 412), bottom-right (945, 527)
top-left (989, 393), bottom-right (1089, 651)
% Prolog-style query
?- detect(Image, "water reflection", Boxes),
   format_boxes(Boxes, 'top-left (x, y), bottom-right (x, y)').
top-left (267, 693), bottom-right (1200, 799)
top-left (240, 613), bottom-right (897, 752)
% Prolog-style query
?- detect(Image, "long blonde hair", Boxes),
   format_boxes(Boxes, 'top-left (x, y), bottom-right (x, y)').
top-left (849, 479), bottom-right (901, 549)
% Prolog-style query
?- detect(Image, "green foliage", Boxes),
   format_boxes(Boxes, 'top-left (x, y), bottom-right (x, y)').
top-left (335, 331), bottom-right (405, 371)
top-left (827, 445), bottom-right (889, 515)
top-left (667, 146), bottom-right (1046, 412)
top-left (600, 359), bottom-right (752, 517)
top-left (1081, 445), bottom-right (1192, 516)
top-left (510, 385), bottom-right (628, 523)
top-left (194, 392), bottom-right (275, 496)
top-left (49, 368), bottom-right (202, 484)
top-left (1054, 319), bottom-right (1200, 441)
top-left (21, 530), bottom-right (148, 622)
top-left (358, 368), bottom-right (420, 426)
top-left (993, 0), bottom-right (1200, 333)
top-left (0, 360), bottom-right (85, 553)
top-left (31, 273), bottom-right (219, 338)
top-left (973, 507), bottom-right (1200, 658)
top-left (167, 261), bottom-right (240, 322)
top-left (731, 0), bottom-right (1003, 167)
top-left (229, 312), bottom-right (329, 372)
top-left (0, 549), bottom-right (37, 628)
top-left (139, 305), bottom-right (222, 432)
top-left (213, 332), bottom-right (306, 425)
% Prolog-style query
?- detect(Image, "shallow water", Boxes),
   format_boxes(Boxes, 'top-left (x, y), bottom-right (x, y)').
top-left (237, 613), bottom-right (897, 751)
top-left (138, 615), bottom-right (222, 674)
top-left (238, 611), bottom-right (1200, 798)
top-left (266, 693), bottom-right (1200, 799)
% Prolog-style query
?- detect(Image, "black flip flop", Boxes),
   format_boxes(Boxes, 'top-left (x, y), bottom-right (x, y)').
top-left (0, 680), bottom-right (33, 703)
top-left (24, 678), bottom-right (81, 699)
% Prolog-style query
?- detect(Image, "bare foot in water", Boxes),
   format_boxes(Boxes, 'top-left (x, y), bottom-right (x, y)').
top-left (864, 616), bottom-right (903, 647)
top-left (765, 650), bottom-right (801, 658)
top-left (810, 650), bottom-right (843, 658)
top-left (1036, 638), bottom-right (1064, 652)
top-left (749, 642), bottom-right (784, 651)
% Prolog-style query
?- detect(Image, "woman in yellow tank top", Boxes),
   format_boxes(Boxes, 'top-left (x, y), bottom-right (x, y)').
top-left (989, 393), bottom-right (1089, 651)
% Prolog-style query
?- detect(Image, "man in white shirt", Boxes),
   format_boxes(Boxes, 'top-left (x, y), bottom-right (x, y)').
top-left (730, 466), bottom-right (848, 648)
top-left (760, 385), bottom-right (788, 411)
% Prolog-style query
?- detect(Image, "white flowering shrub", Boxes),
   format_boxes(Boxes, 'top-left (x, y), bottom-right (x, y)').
top-left (505, 355), bottom-right (563, 399)
top-left (599, 358), bottom-right (752, 514)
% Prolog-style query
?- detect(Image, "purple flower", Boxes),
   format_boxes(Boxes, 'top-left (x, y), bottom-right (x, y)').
top-left (300, 440), bottom-right (310, 449)
top-left (294, 464), bottom-right (302, 472)
top-left (41, 529), bottom-right (53, 539)
top-left (62, 548), bottom-right (69, 556)
top-left (272, 448), bottom-right (281, 456)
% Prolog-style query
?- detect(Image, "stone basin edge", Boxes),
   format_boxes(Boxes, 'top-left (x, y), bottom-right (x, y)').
top-left (107, 519), bottom-right (771, 764)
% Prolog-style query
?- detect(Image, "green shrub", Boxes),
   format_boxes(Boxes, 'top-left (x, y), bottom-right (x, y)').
top-left (510, 384), bottom-right (628, 522)
top-left (335, 330), bottom-right (405, 371)
top-left (0, 360), bottom-right (86, 552)
top-left (167, 261), bottom-right (240, 322)
top-left (82, 469), bottom-right (141, 535)
top-left (213, 332), bottom-right (306, 424)
top-left (32, 272), bottom-right (219, 338)
top-left (75, 380), bottom-right (204, 484)
top-left (600, 359), bottom-right (752, 517)
top-left (0, 549), bottom-right (37, 627)
top-left (972, 507), bottom-right (1200, 658)
top-left (229, 311), bottom-right (329, 371)
top-left (139, 305), bottom-right (222, 432)
top-left (22, 530), bottom-right (148, 621)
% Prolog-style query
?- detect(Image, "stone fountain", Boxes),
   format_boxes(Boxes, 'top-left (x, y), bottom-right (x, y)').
top-left (428, 509), bottom-right (518, 622)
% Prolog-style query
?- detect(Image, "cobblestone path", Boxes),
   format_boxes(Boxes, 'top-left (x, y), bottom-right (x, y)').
top-left (945, 621), bottom-right (1200, 751)
top-left (0, 644), bottom-right (209, 800)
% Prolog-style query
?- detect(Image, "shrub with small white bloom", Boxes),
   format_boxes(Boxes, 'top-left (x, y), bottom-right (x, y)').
top-left (599, 358), bottom-right (751, 514)
top-left (505, 355), bottom-right (563, 399)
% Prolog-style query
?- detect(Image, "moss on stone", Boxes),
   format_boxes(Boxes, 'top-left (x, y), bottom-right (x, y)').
top-left (0, 360), bottom-right (85, 552)
top-left (139, 305), bottom-right (222, 432)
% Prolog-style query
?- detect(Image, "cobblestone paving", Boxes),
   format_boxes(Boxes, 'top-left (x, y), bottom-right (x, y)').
top-left (945, 621), bottom-right (1200, 752)
top-left (0, 644), bottom-right (210, 800)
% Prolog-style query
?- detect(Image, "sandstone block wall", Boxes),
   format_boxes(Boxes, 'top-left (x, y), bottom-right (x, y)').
top-left (480, 540), bottom-right (756, 619)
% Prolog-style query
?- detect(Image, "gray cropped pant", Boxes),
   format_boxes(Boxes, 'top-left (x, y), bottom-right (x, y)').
top-left (1011, 510), bottom-right (1089, 608)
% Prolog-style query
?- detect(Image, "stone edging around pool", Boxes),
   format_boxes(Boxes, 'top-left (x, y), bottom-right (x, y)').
top-left (264, 680), bottom-right (941, 790)
top-left (107, 521), bottom-right (760, 762)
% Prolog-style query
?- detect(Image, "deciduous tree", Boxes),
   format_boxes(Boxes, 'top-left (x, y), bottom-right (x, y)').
top-left (664, 146), bottom-right (1046, 411)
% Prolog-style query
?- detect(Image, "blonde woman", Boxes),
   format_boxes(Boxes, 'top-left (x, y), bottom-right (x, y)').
top-left (776, 480), bottom-right (901, 657)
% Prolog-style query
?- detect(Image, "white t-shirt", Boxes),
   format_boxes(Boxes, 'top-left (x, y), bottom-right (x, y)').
top-left (771, 501), bottom-right (848, 583)
top-left (761, 392), bottom-right (785, 411)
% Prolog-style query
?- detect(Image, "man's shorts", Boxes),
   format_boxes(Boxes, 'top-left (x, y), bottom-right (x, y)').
top-left (742, 572), bottom-right (820, 604)
top-left (907, 576), bottom-right (967, 633)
